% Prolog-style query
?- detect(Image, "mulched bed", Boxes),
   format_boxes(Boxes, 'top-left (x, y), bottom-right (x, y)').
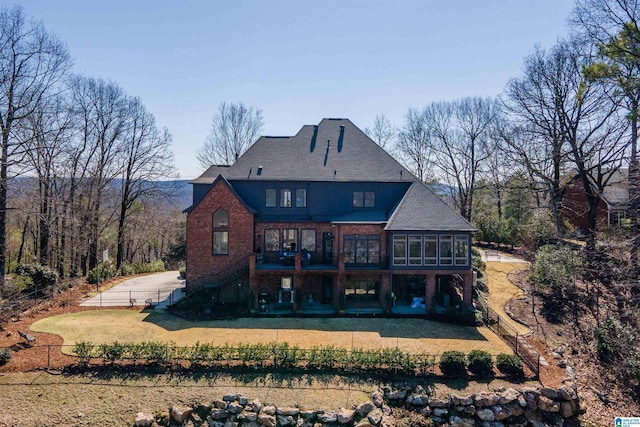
top-left (0, 281), bottom-right (138, 372)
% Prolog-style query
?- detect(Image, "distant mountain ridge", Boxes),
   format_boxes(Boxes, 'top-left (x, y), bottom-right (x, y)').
top-left (9, 176), bottom-right (192, 210)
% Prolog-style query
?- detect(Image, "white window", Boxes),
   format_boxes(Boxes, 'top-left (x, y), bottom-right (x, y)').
top-left (393, 235), bottom-right (407, 266)
top-left (455, 235), bottom-right (469, 266)
top-left (424, 235), bottom-right (438, 265)
top-left (439, 235), bottom-right (453, 265)
top-left (409, 235), bottom-right (422, 265)
top-left (281, 189), bottom-right (292, 207)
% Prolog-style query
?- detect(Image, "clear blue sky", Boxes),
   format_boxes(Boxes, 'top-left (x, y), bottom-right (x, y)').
top-left (13, 0), bottom-right (574, 179)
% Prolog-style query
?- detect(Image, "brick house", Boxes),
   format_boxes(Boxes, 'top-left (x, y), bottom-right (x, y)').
top-left (184, 119), bottom-right (475, 316)
top-left (561, 169), bottom-right (629, 232)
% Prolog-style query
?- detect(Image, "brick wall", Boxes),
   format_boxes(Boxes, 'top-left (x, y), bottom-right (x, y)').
top-left (186, 179), bottom-right (255, 290)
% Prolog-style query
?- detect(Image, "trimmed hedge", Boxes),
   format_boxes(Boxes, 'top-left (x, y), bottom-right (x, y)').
top-left (467, 349), bottom-right (494, 378)
top-left (70, 340), bottom-right (436, 375)
top-left (496, 353), bottom-right (524, 378)
top-left (439, 350), bottom-right (468, 378)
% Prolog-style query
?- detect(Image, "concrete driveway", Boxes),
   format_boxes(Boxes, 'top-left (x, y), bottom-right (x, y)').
top-left (80, 271), bottom-right (185, 309)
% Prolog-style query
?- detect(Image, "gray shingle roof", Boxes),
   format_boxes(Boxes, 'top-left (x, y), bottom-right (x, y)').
top-left (385, 182), bottom-right (475, 231)
top-left (191, 119), bottom-right (415, 183)
top-left (189, 165), bottom-right (231, 184)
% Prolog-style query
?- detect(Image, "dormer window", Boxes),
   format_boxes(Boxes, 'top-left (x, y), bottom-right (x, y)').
top-left (353, 191), bottom-right (375, 208)
top-left (281, 189), bottom-right (292, 207)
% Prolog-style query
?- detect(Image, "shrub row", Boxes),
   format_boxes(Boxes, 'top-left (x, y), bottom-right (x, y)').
top-left (87, 260), bottom-right (165, 284)
top-left (438, 350), bottom-right (524, 379)
top-left (73, 341), bottom-right (437, 375)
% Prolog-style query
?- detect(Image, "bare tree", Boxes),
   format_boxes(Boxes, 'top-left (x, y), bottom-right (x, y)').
top-left (116, 96), bottom-right (176, 269)
top-left (573, 0), bottom-right (640, 278)
top-left (21, 93), bottom-right (74, 267)
top-left (426, 97), bottom-right (498, 221)
top-left (396, 108), bottom-right (434, 182)
top-left (197, 102), bottom-right (263, 167)
top-left (365, 114), bottom-right (396, 151)
top-left (502, 44), bottom-right (573, 240)
top-left (69, 76), bottom-right (128, 273)
top-left (504, 40), bottom-right (628, 248)
top-left (0, 6), bottom-right (70, 287)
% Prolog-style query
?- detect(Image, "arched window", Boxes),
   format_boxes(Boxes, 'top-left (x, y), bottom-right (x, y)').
top-left (213, 208), bottom-right (229, 255)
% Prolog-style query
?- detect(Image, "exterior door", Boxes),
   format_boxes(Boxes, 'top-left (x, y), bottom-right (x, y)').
top-left (322, 232), bottom-right (333, 264)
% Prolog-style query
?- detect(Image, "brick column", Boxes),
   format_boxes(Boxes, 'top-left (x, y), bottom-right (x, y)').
top-left (380, 273), bottom-right (391, 312)
top-left (462, 270), bottom-right (474, 309)
top-left (292, 253), bottom-right (302, 313)
top-left (249, 255), bottom-right (259, 309)
top-left (425, 272), bottom-right (436, 313)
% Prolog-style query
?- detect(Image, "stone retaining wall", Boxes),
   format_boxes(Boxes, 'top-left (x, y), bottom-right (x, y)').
top-left (134, 385), bottom-right (580, 427)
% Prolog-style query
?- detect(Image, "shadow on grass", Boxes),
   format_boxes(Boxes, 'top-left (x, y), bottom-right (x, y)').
top-left (60, 364), bottom-right (491, 396)
top-left (141, 311), bottom-right (490, 341)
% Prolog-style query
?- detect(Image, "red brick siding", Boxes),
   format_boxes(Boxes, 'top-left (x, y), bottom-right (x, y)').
top-left (186, 180), bottom-right (254, 290)
top-left (562, 180), bottom-right (609, 231)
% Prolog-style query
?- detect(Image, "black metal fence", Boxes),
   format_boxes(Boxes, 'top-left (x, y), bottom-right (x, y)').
top-left (479, 305), bottom-right (540, 378)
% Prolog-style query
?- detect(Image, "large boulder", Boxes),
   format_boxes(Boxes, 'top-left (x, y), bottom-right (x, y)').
top-left (491, 405), bottom-right (511, 421)
top-left (368, 408), bottom-right (383, 425)
top-left (257, 414), bottom-right (276, 427)
top-left (372, 390), bottom-right (385, 407)
top-left (475, 392), bottom-right (500, 407)
top-left (134, 412), bottom-right (155, 427)
top-left (210, 409), bottom-right (230, 420)
top-left (228, 402), bottom-right (244, 414)
top-left (476, 408), bottom-right (495, 421)
top-left (540, 387), bottom-right (558, 399)
top-left (262, 406), bottom-right (277, 416)
top-left (170, 405), bottom-right (193, 423)
top-left (429, 397), bottom-right (448, 408)
top-left (560, 400), bottom-right (579, 418)
top-left (498, 388), bottom-right (521, 405)
top-left (451, 394), bottom-right (474, 406)
top-left (237, 411), bottom-right (258, 422)
top-left (277, 415), bottom-right (295, 426)
top-left (277, 407), bottom-right (300, 417)
top-left (245, 400), bottom-right (263, 413)
top-left (356, 401), bottom-right (375, 416)
top-left (407, 394), bottom-right (429, 406)
top-left (385, 389), bottom-right (408, 401)
top-left (318, 412), bottom-right (338, 423)
top-left (537, 396), bottom-right (560, 413)
top-left (337, 408), bottom-right (355, 424)
top-left (557, 386), bottom-right (577, 401)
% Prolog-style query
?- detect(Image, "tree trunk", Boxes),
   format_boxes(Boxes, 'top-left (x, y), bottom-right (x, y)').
top-left (630, 101), bottom-right (639, 288)
top-left (0, 125), bottom-right (10, 287)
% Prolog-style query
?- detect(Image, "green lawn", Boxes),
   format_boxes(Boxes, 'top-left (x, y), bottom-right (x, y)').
top-left (31, 309), bottom-right (512, 355)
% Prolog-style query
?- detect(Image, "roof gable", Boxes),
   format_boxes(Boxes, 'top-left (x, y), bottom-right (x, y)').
top-left (183, 174), bottom-right (256, 214)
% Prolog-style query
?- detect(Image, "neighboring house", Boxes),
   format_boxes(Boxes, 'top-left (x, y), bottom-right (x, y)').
top-left (184, 119), bottom-right (475, 316)
top-left (561, 169), bottom-right (629, 231)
